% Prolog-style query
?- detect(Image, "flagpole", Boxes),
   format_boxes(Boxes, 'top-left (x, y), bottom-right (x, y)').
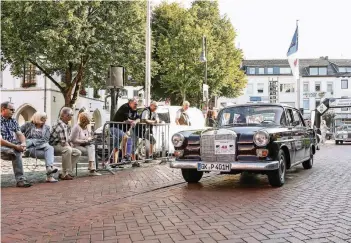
top-left (296, 20), bottom-right (300, 110)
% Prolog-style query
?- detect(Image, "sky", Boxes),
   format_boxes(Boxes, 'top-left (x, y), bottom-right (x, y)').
top-left (153, 0), bottom-right (351, 59)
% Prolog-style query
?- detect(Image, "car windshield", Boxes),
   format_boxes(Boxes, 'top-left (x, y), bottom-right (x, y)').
top-left (219, 105), bottom-right (285, 127)
top-left (343, 126), bottom-right (351, 131)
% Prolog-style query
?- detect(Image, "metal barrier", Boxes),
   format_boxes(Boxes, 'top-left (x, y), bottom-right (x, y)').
top-left (95, 121), bottom-right (170, 173)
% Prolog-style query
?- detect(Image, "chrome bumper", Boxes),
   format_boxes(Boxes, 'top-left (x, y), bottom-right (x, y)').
top-left (170, 160), bottom-right (279, 171)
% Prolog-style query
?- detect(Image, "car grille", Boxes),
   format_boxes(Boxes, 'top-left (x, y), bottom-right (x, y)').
top-left (200, 129), bottom-right (236, 162)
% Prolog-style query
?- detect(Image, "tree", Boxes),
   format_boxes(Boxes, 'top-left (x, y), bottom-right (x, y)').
top-left (1, 1), bottom-right (146, 107)
top-left (322, 111), bottom-right (336, 127)
top-left (151, 1), bottom-right (246, 106)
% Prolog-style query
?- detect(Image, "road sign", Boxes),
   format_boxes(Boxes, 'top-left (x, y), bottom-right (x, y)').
top-left (317, 103), bottom-right (328, 114)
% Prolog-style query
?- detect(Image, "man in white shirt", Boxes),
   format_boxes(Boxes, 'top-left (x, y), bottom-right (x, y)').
top-left (175, 101), bottom-right (191, 126)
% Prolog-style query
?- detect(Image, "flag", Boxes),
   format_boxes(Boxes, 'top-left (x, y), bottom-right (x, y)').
top-left (287, 25), bottom-right (299, 80)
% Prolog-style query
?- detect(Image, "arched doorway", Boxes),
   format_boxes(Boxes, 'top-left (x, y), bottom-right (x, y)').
top-left (92, 109), bottom-right (102, 131)
top-left (15, 104), bottom-right (37, 126)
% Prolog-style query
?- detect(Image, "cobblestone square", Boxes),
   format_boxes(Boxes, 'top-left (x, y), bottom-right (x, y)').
top-left (1, 142), bottom-right (351, 243)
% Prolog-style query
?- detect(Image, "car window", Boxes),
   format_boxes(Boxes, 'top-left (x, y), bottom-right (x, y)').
top-left (292, 109), bottom-right (305, 127)
top-left (286, 109), bottom-right (294, 126)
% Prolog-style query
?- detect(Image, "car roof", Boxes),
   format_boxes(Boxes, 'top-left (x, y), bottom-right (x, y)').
top-left (224, 103), bottom-right (295, 109)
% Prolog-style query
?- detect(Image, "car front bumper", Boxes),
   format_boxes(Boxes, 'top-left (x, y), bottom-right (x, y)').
top-left (170, 160), bottom-right (279, 171)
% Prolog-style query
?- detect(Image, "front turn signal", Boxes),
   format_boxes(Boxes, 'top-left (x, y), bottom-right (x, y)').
top-left (256, 149), bottom-right (269, 157)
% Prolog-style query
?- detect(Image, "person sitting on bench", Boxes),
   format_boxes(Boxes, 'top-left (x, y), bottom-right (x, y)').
top-left (21, 112), bottom-right (58, 183)
top-left (0, 101), bottom-right (31, 187)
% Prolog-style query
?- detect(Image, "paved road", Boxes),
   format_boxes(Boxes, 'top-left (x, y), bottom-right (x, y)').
top-left (2, 142), bottom-right (351, 243)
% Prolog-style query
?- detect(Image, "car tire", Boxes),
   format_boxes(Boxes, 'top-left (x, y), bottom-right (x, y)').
top-left (302, 149), bottom-right (313, 169)
top-left (268, 149), bottom-right (286, 188)
top-left (181, 169), bottom-right (203, 183)
top-left (335, 141), bottom-right (339, 145)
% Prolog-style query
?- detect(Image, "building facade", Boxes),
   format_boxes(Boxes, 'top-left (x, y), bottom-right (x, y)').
top-left (0, 65), bottom-right (144, 129)
top-left (219, 57), bottom-right (351, 125)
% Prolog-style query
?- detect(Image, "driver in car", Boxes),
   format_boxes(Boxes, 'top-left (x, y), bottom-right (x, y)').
top-left (236, 114), bottom-right (246, 123)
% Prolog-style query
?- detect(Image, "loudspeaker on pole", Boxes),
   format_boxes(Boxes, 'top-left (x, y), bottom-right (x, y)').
top-left (107, 66), bottom-right (124, 88)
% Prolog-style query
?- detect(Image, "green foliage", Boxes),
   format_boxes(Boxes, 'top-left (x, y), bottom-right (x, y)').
top-left (322, 111), bottom-right (336, 127)
top-left (1, 1), bottom-right (146, 107)
top-left (151, 0), bottom-right (246, 106)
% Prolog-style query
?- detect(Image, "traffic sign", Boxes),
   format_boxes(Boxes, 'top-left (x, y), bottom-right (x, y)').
top-left (316, 103), bottom-right (328, 114)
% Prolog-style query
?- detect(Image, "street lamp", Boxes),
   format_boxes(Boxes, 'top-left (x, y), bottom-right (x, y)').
top-left (200, 35), bottom-right (208, 111)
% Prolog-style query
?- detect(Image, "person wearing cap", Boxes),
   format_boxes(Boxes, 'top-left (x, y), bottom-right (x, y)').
top-left (176, 101), bottom-right (191, 126)
top-left (111, 98), bottom-right (139, 162)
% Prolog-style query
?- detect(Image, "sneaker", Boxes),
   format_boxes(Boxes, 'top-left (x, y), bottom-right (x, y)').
top-left (16, 181), bottom-right (32, 188)
top-left (132, 161), bottom-right (140, 167)
top-left (60, 174), bottom-right (73, 180)
top-left (89, 171), bottom-right (102, 176)
top-left (46, 177), bottom-right (58, 183)
top-left (46, 166), bottom-right (58, 175)
top-left (122, 155), bottom-right (132, 162)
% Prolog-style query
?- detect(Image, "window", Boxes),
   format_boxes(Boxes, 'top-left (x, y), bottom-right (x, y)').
top-left (258, 68), bottom-right (264, 74)
top-left (133, 90), bottom-right (139, 97)
top-left (315, 99), bottom-right (321, 108)
top-left (292, 109), bottom-right (304, 127)
top-left (280, 83), bottom-right (295, 93)
top-left (257, 83), bottom-right (264, 94)
top-left (280, 67), bottom-right (291, 74)
top-left (339, 67), bottom-right (351, 72)
top-left (309, 67), bottom-right (327, 76)
top-left (303, 82), bottom-right (309, 92)
top-left (267, 67), bottom-right (273, 74)
top-left (327, 82), bottom-right (333, 93)
top-left (315, 82), bottom-right (321, 92)
top-left (341, 107), bottom-right (348, 111)
top-left (246, 84), bottom-right (253, 94)
top-left (24, 64), bottom-right (36, 84)
top-left (341, 79), bottom-right (348, 89)
top-left (248, 67), bottom-right (256, 74)
top-left (303, 99), bottom-right (310, 110)
top-left (120, 89), bottom-right (128, 98)
top-left (286, 109), bottom-right (294, 126)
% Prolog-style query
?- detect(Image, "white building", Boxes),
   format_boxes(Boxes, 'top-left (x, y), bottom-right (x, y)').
top-left (0, 65), bottom-right (144, 129)
top-left (219, 57), bottom-right (351, 125)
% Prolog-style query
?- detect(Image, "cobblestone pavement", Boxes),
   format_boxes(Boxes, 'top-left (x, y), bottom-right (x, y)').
top-left (1, 142), bottom-right (351, 243)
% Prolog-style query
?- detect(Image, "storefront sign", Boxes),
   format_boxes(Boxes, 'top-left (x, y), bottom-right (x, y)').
top-left (329, 99), bottom-right (351, 108)
top-left (303, 92), bottom-right (326, 98)
top-left (250, 96), bottom-right (262, 102)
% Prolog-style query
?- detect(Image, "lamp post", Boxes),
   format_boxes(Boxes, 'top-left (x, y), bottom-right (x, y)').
top-left (200, 35), bottom-right (208, 111)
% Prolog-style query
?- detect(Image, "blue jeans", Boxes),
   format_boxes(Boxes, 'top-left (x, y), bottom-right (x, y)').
top-left (0, 146), bottom-right (26, 182)
top-left (111, 127), bottom-right (138, 154)
top-left (27, 144), bottom-right (55, 167)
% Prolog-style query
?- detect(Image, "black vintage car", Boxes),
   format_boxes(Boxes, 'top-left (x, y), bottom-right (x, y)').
top-left (170, 104), bottom-right (316, 187)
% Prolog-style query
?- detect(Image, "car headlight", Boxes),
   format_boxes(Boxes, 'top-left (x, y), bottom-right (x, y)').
top-left (253, 130), bottom-right (270, 147)
top-left (172, 133), bottom-right (185, 147)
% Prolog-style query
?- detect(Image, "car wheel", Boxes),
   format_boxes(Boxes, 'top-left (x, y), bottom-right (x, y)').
top-left (268, 150), bottom-right (286, 188)
top-left (181, 169), bottom-right (203, 183)
top-left (335, 141), bottom-right (339, 145)
top-left (302, 149), bottom-right (313, 169)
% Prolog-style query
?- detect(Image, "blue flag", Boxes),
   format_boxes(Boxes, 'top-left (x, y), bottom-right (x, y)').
top-left (287, 26), bottom-right (298, 56)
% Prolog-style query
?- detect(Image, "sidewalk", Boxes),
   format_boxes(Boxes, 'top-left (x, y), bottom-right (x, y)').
top-left (1, 162), bottom-right (189, 243)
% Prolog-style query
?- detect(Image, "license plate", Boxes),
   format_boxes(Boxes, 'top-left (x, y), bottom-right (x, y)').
top-left (197, 162), bottom-right (231, 172)
top-left (215, 140), bottom-right (235, 155)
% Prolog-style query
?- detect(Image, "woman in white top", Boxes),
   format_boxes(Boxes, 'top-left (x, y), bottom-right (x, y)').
top-left (70, 112), bottom-right (101, 176)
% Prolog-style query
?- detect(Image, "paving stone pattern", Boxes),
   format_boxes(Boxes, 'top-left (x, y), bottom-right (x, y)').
top-left (1, 142), bottom-right (351, 243)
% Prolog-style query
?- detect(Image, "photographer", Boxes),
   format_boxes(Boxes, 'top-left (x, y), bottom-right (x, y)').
top-left (70, 112), bottom-right (101, 176)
